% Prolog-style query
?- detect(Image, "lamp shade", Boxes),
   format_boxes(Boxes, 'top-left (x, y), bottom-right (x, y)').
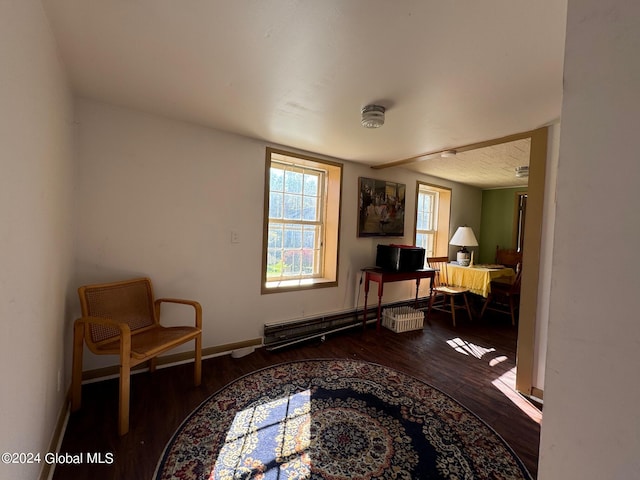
top-left (449, 226), bottom-right (478, 266)
top-left (449, 226), bottom-right (478, 247)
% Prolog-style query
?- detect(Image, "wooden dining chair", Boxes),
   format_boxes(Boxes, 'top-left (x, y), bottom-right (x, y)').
top-left (495, 246), bottom-right (522, 270)
top-left (71, 277), bottom-right (202, 435)
top-left (480, 266), bottom-right (522, 325)
top-left (426, 257), bottom-right (473, 327)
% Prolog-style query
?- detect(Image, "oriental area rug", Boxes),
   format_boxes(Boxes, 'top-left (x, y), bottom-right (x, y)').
top-left (155, 359), bottom-right (532, 480)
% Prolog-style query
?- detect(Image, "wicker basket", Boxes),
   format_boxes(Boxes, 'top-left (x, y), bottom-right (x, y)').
top-left (382, 306), bottom-right (424, 333)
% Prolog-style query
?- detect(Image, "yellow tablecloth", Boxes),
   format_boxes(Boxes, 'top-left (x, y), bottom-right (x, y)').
top-left (445, 264), bottom-right (515, 297)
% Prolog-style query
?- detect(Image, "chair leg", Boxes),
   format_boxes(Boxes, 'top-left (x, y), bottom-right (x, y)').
top-left (449, 295), bottom-right (456, 327)
top-left (194, 334), bottom-right (202, 386)
top-left (118, 362), bottom-right (131, 436)
top-left (509, 296), bottom-right (516, 326)
top-left (480, 294), bottom-right (492, 318)
top-left (463, 294), bottom-right (473, 320)
top-left (149, 357), bottom-right (157, 373)
top-left (427, 292), bottom-right (436, 317)
top-left (71, 322), bottom-right (85, 412)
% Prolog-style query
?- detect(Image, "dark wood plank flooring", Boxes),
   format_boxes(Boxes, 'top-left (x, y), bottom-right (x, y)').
top-left (54, 309), bottom-right (541, 479)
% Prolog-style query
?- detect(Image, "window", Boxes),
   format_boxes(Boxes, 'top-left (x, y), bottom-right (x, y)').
top-left (414, 182), bottom-right (451, 265)
top-left (262, 148), bottom-right (342, 293)
top-left (416, 189), bottom-right (438, 257)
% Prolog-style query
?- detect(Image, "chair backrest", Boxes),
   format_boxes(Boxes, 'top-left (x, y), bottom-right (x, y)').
top-left (427, 256), bottom-right (450, 287)
top-left (495, 246), bottom-right (522, 269)
top-left (78, 277), bottom-right (156, 345)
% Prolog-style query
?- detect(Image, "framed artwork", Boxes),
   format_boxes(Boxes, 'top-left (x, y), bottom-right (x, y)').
top-left (358, 177), bottom-right (406, 237)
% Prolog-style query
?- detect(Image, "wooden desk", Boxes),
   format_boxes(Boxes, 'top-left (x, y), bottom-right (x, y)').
top-left (362, 268), bottom-right (436, 330)
top-left (445, 264), bottom-right (515, 297)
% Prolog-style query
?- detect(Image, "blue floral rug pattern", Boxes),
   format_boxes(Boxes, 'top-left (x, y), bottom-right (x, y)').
top-left (155, 359), bottom-right (532, 479)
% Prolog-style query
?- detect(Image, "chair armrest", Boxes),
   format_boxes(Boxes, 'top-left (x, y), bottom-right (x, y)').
top-left (75, 316), bottom-right (131, 336)
top-left (154, 298), bottom-right (202, 329)
top-left (74, 316), bottom-right (132, 360)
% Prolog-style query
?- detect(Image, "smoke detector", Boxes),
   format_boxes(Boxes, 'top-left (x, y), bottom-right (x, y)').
top-left (515, 166), bottom-right (529, 178)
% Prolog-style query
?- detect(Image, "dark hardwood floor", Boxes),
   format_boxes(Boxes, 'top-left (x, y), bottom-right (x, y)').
top-left (54, 309), bottom-right (541, 479)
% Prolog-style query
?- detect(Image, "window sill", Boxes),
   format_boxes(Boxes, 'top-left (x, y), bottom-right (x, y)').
top-left (262, 277), bottom-right (337, 294)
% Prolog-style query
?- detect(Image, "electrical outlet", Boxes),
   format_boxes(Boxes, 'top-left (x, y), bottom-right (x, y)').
top-left (231, 230), bottom-right (240, 244)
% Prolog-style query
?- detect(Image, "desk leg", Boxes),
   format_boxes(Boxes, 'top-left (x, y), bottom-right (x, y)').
top-left (414, 278), bottom-right (421, 307)
top-left (376, 281), bottom-right (384, 331)
top-left (362, 278), bottom-right (370, 329)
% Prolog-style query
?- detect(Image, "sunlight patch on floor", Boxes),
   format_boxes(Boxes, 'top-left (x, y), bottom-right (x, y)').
top-left (492, 367), bottom-right (542, 424)
top-left (446, 337), bottom-right (541, 424)
top-left (446, 337), bottom-right (496, 359)
top-left (211, 389), bottom-right (312, 478)
top-left (489, 355), bottom-right (508, 367)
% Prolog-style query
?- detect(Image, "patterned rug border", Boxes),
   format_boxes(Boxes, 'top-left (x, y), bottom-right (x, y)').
top-left (154, 357), bottom-right (533, 480)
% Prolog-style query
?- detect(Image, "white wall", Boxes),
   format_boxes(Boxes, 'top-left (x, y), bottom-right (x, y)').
top-left (538, 1), bottom-right (640, 478)
top-left (73, 98), bottom-right (482, 370)
top-left (0, 1), bottom-right (74, 479)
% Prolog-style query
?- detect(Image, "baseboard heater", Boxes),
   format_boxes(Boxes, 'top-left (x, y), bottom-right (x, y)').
top-left (264, 298), bottom-right (429, 351)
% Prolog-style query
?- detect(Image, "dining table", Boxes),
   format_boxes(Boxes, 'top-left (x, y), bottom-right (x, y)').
top-left (445, 263), bottom-right (515, 297)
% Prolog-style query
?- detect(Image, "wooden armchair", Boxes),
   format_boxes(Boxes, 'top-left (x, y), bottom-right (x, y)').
top-left (71, 277), bottom-right (202, 435)
top-left (426, 257), bottom-right (473, 327)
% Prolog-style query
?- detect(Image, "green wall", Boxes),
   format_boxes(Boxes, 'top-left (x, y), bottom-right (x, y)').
top-left (478, 187), bottom-right (527, 263)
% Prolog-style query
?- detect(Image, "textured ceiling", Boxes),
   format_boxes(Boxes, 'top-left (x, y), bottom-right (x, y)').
top-left (404, 138), bottom-right (532, 189)
top-left (41, 0), bottom-right (566, 188)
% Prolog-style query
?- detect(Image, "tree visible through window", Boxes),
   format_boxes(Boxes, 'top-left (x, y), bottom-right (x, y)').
top-left (262, 148), bottom-right (342, 293)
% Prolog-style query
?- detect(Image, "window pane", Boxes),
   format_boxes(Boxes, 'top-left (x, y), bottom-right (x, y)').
top-left (269, 192), bottom-right (283, 219)
top-left (302, 227), bottom-right (316, 249)
top-left (423, 211), bottom-right (433, 230)
top-left (266, 249), bottom-right (283, 276)
top-left (303, 173), bottom-right (319, 196)
top-left (302, 196), bottom-right (317, 221)
top-left (268, 225), bottom-right (283, 248)
top-left (284, 224), bottom-right (302, 248)
top-left (301, 248), bottom-right (314, 275)
top-left (416, 232), bottom-right (435, 261)
top-left (417, 192), bottom-right (434, 231)
top-left (284, 170), bottom-right (303, 194)
top-left (283, 194), bottom-right (302, 220)
top-left (270, 167), bottom-right (284, 192)
top-left (283, 250), bottom-right (301, 276)
top-left (422, 194), bottom-right (432, 212)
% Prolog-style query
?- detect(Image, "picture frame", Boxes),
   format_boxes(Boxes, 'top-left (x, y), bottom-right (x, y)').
top-left (358, 177), bottom-right (406, 237)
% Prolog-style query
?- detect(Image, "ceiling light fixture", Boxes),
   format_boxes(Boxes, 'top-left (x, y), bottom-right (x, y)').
top-left (515, 166), bottom-right (529, 178)
top-left (441, 150), bottom-right (457, 158)
top-left (361, 104), bottom-right (385, 128)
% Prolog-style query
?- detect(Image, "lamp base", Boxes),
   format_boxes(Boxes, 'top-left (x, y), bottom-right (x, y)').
top-left (456, 249), bottom-right (471, 267)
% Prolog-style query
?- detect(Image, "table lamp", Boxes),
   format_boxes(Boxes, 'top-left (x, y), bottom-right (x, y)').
top-left (450, 226), bottom-right (478, 266)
